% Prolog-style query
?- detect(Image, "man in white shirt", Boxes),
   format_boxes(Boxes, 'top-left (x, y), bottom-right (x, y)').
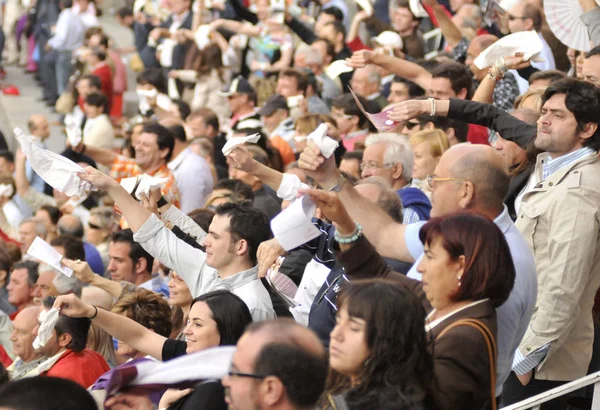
top-left (162, 121), bottom-right (213, 213)
top-left (42, 0), bottom-right (85, 105)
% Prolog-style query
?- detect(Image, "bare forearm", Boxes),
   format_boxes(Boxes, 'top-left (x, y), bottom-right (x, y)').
top-left (106, 184), bottom-right (153, 232)
top-left (431, 4), bottom-right (462, 48)
top-left (83, 144), bottom-right (118, 167)
top-left (371, 53), bottom-right (431, 90)
top-left (89, 276), bottom-right (124, 298)
top-left (472, 76), bottom-right (496, 105)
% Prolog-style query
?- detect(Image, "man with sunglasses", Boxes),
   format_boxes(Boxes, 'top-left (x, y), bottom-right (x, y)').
top-left (298, 138), bottom-right (538, 401)
top-left (222, 320), bottom-right (327, 410)
top-left (220, 76), bottom-right (263, 141)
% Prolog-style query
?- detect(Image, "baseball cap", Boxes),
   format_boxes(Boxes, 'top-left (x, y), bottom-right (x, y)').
top-left (219, 75), bottom-right (255, 97)
top-left (373, 31), bottom-right (403, 49)
top-left (258, 94), bottom-right (289, 117)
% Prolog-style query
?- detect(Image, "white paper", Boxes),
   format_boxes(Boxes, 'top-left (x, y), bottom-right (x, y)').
top-left (326, 60), bottom-right (354, 80)
top-left (474, 31), bottom-right (544, 70)
top-left (409, 0), bottom-right (428, 18)
top-left (27, 236), bottom-right (74, 277)
top-left (66, 123), bottom-right (82, 147)
top-left (33, 308), bottom-right (60, 349)
top-left (222, 133), bottom-right (261, 156)
top-left (0, 184), bottom-right (14, 197)
top-left (307, 123), bottom-right (339, 159)
top-left (14, 127), bottom-right (93, 197)
top-left (353, 0), bottom-right (373, 15)
top-left (167, 77), bottom-right (180, 99)
top-left (271, 195), bottom-right (321, 251)
top-left (130, 346), bottom-right (236, 386)
top-left (194, 25), bottom-right (212, 50)
top-left (120, 174), bottom-right (169, 200)
top-left (287, 95), bottom-right (304, 108)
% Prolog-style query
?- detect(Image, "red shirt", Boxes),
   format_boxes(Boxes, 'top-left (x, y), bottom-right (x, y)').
top-left (43, 349), bottom-right (110, 388)
top-left (0, 345), bottom-right (13, 367)
top-left (92, 62), bottom-right (113, 106)
top-left (467, 124), bottom-right (490, 145)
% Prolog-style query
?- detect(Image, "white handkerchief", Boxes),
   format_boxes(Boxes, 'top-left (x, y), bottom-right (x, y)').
top-left (474, 31), bottom-right (544, 70)
top-left (353, 0), bottom-right (373, 15)
top-left (0, 184), bottom-right (14, 197)
top-left (120, 174), bottom-right (169, 200)
top-left (409, 0), bottom-right (428, 18)
top-left (194, 25), bottom-right (212, 50)
top-left (326, 60), bottom-right (354, 80)
top-left (307, 123), bottom-right (338, 159)
top-left (222, 133), bottom-right (261, 156)
top-left (27, 236), bottom-right (74, 277)
top-left (271, 195), bottom-right (321, 251)
top-left (14, 127), bottom-right (93, 197)
top-left (66, 123), bottom-right (82, 147)
top-left (33, 308), bottom-right (60, 349)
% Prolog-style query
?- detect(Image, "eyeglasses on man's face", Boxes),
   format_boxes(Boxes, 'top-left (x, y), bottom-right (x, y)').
top-left (360, 161), bottom-right (395, 171)
top-left (426, 175), bottom-right (467, 189)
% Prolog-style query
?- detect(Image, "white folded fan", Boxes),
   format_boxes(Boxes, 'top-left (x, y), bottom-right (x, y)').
top-left (120, 174), bottom-right (169, 200)
top-left (544, 0), bottom-right (598, 52)
top-left (326, 60), bottom-right (354, 80)
top-left (474, 31), bottom-right (544, 70)
top-left (14, 127), bottom-right (93, 197)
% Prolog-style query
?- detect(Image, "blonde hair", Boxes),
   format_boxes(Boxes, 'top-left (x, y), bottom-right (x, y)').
top-left (514, 87), bottom-right (545, 112)
top-left (295, 114), bottom-right (322, 135)
top-left (409, 129), bottom-right (450, 158)
top-left (87, 323), bottom-right (117, 367)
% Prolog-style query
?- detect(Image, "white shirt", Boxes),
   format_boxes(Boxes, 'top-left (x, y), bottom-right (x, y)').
top-left (168, 147), bottom-right (214, 214)
top-left (290, 259), bottom-right (331, 326)
top-left (47, 8), bottom-right (85, 51)
top-left (405, 206), bottom-right (538, 395)
top-left (134, 213), bottom-right (276, 322)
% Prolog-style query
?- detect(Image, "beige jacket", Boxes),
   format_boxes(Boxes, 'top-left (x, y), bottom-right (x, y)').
top-left (516, 152), bottom-right (600, 381)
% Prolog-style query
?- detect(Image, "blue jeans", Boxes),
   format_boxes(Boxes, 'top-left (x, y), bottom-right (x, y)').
top-left (55, 50), bottom-right (72, 96)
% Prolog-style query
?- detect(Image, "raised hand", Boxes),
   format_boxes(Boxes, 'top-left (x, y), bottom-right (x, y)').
top-left (299, 188), bottom-right (354, 232)
top-left (78, 166), bottom-right (119, 191)
top-left (54, 293), bottom-right (95, 319)
top-left (256, 238), bottom-right (287, 278)
top-left (345, 49), bottom-right (374, 69)
top-left (62, 258), bottom-right (95, 284)
top-left (297, 141), bottom-right (338, 186)
top-left (385, 99), bottom-right (429, 123)
top-left (227, 146), bottom-right (258, 174)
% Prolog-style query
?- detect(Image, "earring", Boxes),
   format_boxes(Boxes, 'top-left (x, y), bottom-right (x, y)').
top-left (457, 275), bottom-right (462, 287)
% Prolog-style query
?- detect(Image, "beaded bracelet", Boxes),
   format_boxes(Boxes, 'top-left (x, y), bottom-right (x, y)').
top-left (334, 223), bottom-right (363, 244)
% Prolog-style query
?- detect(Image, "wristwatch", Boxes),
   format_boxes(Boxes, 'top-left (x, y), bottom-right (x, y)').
top-left (327, 174), bottom-right (346, 192)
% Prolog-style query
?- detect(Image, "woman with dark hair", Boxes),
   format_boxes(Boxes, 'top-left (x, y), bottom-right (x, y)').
top-left (169, 43), bottom-right (230, 122)
top-left (304, 189), bottom-right (516, 410)
top-left (321, 279), bottom-right (436, 410)
top-left (54, 290), bottom-right (253, 410)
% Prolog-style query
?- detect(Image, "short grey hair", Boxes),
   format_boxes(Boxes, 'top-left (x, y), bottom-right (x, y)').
top-left (53, 273), bottom-right (83, 298)
top-left (365, 65), bottom-right (381, 85)
top-left (296, 45), bottom-right (323, 66)
top-left (356, 177), bottom-right (403, 223)
top-left (20, 218), bottom-right (48, 238)
top-left (365, 133), bottom-right (414, 182)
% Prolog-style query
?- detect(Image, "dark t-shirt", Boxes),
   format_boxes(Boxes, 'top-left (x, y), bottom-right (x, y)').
top-left (162, 339), bottom-right (188, 361)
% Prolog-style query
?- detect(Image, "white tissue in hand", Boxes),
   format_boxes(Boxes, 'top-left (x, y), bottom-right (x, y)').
top-left (27, 236), bottom-right (73, 277)
top-left (325, 60), bottom-right (354, 80)
top-left (271, 195), bottom-right (321, 251)
top-left (0, 184), bottom-right (14, 198)
top-left (33, 308), bottom-right (60, 349)
top-left (66, 124), bottom-right (82, 147)
top-left (222, 133), bottom-right (261, 156)
top-left (307, 123), bottom-right (339, 159)
top-left (120, 174), bottom-right (169, 200)
top-left (14, 127), bottom-right (93, 197)
top-left (194, 25), bottom-right (212, 50)
top-left (474, 31), bottom-right (544, 70)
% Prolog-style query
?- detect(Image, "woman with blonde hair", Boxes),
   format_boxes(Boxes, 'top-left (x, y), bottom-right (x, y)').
top-left (513, 88), bottom-right (544, 112)
top-left (409, 129), bottom-right (450, 195)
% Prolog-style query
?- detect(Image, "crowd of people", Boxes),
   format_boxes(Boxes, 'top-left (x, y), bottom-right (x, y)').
top-left (0, 0), bottom-right (599, 408)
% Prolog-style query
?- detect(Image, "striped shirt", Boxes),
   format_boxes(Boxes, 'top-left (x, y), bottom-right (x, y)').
top-left (542, 147), bottom-right (596, 180)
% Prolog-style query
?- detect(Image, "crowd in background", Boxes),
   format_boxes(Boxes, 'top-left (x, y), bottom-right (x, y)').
top-left (0, 0), bottom-right (598, 409)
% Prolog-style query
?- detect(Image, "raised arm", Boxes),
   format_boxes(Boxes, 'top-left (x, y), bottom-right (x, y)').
top-left (210, 19), bottom-right (261, 37)
top-left (346, 50), bottom-right (432, 91)
top-left (579, 0), bottom-right (600, 45)
top-left (298, 143), bottom-right (413, 263)
top-left (63, 259), bottom-right (124, 298)
top-left (73, 143), bottom-right (119, 167)
top-left (54, 293), bottom-right (166, 360)
top-left (423, 0), bottom-right (462, 49)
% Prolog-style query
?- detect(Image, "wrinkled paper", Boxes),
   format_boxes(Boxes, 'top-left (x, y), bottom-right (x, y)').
top-left (307, 123), bottom-right (339, 159)
top-left (222, 133), bottom-right (261, 156)
top-left (27, 236), bottom-right (74, 277)
top-left (120, 174), bottom-right (169, 200)
top-left (271, 195), bottom-right (320, 251)
top-left (33, 308), bottom-right (60, 349)
top-left (14, 127), bottom-right (93, 197)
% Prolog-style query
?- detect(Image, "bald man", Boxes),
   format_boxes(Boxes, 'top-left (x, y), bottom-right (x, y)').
top-left (464, 35), bottom-right (520, 111)
top-left (222, 320), bottom-right (327, 410)
top-left (298, 141), bottom-right (538, 398)
top-left (7, 307), bottom-right (45, 380)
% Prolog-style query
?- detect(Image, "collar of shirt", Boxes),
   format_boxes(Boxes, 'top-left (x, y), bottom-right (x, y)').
top-left (382, 74), bottom-right (394, 85)
top-left (425, 298), bottom-right (489, 332)
top-left (367, 92), bottom-right (381, 100)
top-left (493, 204), bottom-right (513, 235)
top-left (37, 348), bottom-right (68, 373)
top-left (540, 147), bottom-right (596, 180)
top-left (171, 11), bottom-right (189, 27)
top-left (168, 146), bottom-right (191, 171)
top-left (342, 129), bottom-right (369, 141)
top-left (221, 266), bottom-right (260, 289)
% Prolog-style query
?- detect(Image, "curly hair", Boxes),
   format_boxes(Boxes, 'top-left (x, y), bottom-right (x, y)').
top-left (112, 288), bottom-right (173, 337)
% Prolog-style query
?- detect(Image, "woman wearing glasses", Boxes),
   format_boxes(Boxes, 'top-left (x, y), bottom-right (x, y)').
top-left (54, 289), bottom-right (252, 410)
top-left (320, 279), bottom-right (436, 410)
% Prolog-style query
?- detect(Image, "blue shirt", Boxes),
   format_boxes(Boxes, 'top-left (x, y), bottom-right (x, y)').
top-left (405, 206), bottom-right (538, 395)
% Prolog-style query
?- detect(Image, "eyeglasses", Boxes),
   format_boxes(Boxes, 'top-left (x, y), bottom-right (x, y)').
top-left (360, 162), bottom-right (394, 171)
top-left (228, 371), bottom-right (267, 379)
top-left (508, 14), bottom-right (528, 20)
top-left (426, 175), bottom-right (467, 189)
